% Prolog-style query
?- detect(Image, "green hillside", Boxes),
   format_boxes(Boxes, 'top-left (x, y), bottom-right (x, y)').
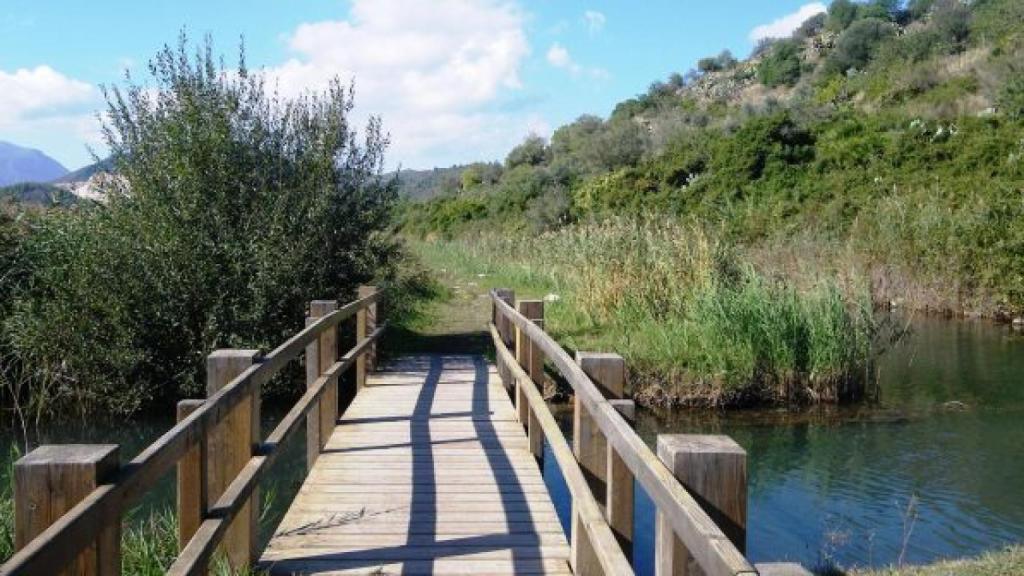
top-left (405, 0), bottom-right (1024, 318)
top-left (401, 0), bottom-right (1024, 405)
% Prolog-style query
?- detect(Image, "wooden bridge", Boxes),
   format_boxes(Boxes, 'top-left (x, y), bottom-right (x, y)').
top-left (1, 287), bottom-right (809, 576)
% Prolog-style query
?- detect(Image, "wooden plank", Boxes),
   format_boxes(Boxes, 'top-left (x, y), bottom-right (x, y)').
top-left (260, 354), bottom-right (572, 576)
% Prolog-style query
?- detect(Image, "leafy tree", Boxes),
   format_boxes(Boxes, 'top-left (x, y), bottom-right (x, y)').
top-left (907, 0), bottom-right (937, 20)
top-left (999, 63), bottom-right (1024, 120)
top-left (2, 35), bottom-right (401, 415)
top-left (460, 166), bottom-right (483, 190)
top-left (932, 0), bottom-right (971, 47)
top-left (697, 50), bottom-right (738, 73)
top-left (794, 13), bottom-right (828, 39)
top-left (758, 40), bottom-right (803, 88)
top-left (824, 18), bottom-right (896, 75)
top-left (827, 0), bottom-right (860, 31)
top-left (859, 0), bottom-right (901, 22)
top-left (505, 135), bottom-right (549, 169)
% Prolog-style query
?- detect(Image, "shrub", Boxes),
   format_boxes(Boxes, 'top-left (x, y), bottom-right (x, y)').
top-left (999, 64), bottom-right (1024, 120)
top-left (794, 13), bottom-right (828, 40)
top-left (825, 18), bottom-right (897, 75)
top-left (758, 40), bottom-right (804, 88)
top-left (827, 0), bottom-right (861, 31)
top-left (698, 50), bottom-right (738, 73)
top-left (0, 36), bottom-right (401, 416)
top-left (931, 0), bottom-right (972, 47)
top-left (505, 135), bottom-right (548, 169)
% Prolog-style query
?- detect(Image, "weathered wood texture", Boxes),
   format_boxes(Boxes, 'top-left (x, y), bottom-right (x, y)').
top-left (1, 290), bottom-right (382, 576)
top-left (177, 399), bottom-right (207, 552)
top-left (656, 435), bottom-right (747, 576)
top-left (490, 324), bottom-right (633, 576)
top-left (259, 354), bottom-right (572, 575)
top-left (14, 445), bottom-right (120, 576)
top-left (356, 285), bottom-right (378, 388)
top-left (206, 349), bottom-right (261, 569)
top-left (492, 291), bottom-right (757, 576)
top-left (307, 300), bottom-right (338, 471)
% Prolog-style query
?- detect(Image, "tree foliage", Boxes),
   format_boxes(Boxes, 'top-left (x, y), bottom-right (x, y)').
top-left (758, 40), bottom-right (803, 88)
top-left (1, 35), bottom-right (403, 416)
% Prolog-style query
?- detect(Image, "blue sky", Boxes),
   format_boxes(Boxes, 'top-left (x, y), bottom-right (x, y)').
top-left (0, 1), bottom-right (827, 171)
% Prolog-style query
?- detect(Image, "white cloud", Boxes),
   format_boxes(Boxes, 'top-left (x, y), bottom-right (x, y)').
top-left (749, 3), bottom-right (827, 42)
top-left (265, 0), bottom-right (534, 168)
top-left (583, 10), bottom-right (606, 35)
top-left (0, 65), bottom-right (103, 168)
top-left (545, 42), bottom-right (610, 81)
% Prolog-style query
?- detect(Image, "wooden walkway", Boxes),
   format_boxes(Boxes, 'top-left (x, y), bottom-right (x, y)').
top-left (258, 354), bottom-right (572, 575)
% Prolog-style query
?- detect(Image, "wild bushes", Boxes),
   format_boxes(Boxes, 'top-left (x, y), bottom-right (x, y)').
top-left (0, 37), bottom-right (406, 418)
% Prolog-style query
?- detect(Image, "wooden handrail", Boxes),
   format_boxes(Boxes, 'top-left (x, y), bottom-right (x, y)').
top-left (489, 323), bottom-right (634, 576)
top-left (0, 290), bottom-right (385, 576)
top-left (490, 290), bottom-right (758, 576)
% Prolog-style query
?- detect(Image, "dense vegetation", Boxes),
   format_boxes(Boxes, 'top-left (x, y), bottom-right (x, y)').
top-left (0, 37), bottom-right (415, 419)
top-left (402, 0), bottom-right (1024, 403)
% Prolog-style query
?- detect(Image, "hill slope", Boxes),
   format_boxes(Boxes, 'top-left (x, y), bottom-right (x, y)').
top-left (0, 141), bottom-right (68, 186)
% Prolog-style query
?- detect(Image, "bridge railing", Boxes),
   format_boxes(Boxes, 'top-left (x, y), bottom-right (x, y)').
top-left (2, 286), bottom-right (385, 576)
top-left (490, 289), bottom-right (807, 576)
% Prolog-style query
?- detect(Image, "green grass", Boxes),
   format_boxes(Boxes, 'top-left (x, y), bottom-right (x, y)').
top-left (851, 545), bottom-right (1024, 575)
top-left (409, 218), bottom-right (878, 406)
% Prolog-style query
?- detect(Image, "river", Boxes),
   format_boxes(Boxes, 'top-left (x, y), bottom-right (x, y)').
top-left (2, 315), bottom-right (1022, 572)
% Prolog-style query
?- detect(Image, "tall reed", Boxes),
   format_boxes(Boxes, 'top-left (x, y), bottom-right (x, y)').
top-left (412, 218), bottom-right (878, 405)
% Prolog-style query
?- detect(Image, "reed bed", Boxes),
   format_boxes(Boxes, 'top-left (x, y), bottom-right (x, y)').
top-left (415, 218), bottom-right (878, 406)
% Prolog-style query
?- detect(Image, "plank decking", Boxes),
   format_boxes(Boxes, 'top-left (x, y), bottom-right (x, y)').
top-left (258, 354), bottom-right (572, 575)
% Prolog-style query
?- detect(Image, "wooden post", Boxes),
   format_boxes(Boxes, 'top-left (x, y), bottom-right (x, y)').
top-left (514, 300), bottom-right (543, 427)
top-left (206, 349), bottom-right (260, 569)
top-left (306, 300), bottom-right (337, 470)
top-left (177, 399), bottom-right (206, 552)
top-left (608, 399), bottom-right (635, 555)
top-left (655, 435), bottom-right (747, 576)
top-left (14, 444), bottom-right (120, 576)
top-left (357, 286), bottom-right (378, 389)
top-left (570, 502), bottom-right (601, 575)
top-left (574, 352), bottom-right (625, 500)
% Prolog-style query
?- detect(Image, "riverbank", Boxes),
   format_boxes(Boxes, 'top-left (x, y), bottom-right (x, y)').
top-left (851, 545), bottom-right (1024, 575)
top-left (409, 220), bottom-right (880, 408)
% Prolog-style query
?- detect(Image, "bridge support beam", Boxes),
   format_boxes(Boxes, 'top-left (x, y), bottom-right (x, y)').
top-left (357, 286), bottom-right (378, 389)
top-left (514, 299), bottom-right (545, 460)
top-left (655, 434), bottom-right (747, 576)
top-left (177, 399), bottom-right (207, 553)
top-left (207, 348), bottom-right (261, 569)
top-left (14, 444), bottom-right (121, 576)
top-left (608, 398), bottom-right (636, 555)
top-left (573, 352), bottom-right (625, 497)
top-left (306, 300), bottom-right (338, 472)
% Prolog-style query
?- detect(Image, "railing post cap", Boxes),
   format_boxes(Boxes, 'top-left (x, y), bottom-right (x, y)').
top-left (657, 434), bottom-right (746, 458)
top-left (609, 399), bottom-right (636, 423)
top-left (17, 444), bottom-right (119, 466)
top-left (575, 351), bottom-right (624, 363)
top-left (357, 285), bottom-right (378, 294)
top-left (208, 349), bottom-right (261, 360)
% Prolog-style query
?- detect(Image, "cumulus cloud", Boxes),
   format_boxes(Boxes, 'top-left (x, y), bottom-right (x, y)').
top-left (545, 42), bottom-right (610, 81)
top-left (0, 65), bottom-right (96, 125)
top-left (749, 3), bottom-right (827, 42)
top-left (265, 0), bottom-right (535, 168)
top-left (0, 65), bottom-right (103, 167)
top-left (583, 10), bottom-right (606, 35)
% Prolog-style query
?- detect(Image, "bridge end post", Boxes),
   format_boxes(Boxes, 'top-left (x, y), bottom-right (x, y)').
top-left (14, 444), bottom-right (121, 576)
top-left (207, 348), bottom-right (261, 568)
top-left (357, 286), bottom-right (378, 389)
top-left (176, 399), bottom-right (207, 551)
top-left (655, 434), bottom-right (747, 576)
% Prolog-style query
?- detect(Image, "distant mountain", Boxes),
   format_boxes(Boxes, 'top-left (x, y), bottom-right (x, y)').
top-left (0, 141), bottom-right (68, 186)
top-left (54, 157), bottom-right (114, 184)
